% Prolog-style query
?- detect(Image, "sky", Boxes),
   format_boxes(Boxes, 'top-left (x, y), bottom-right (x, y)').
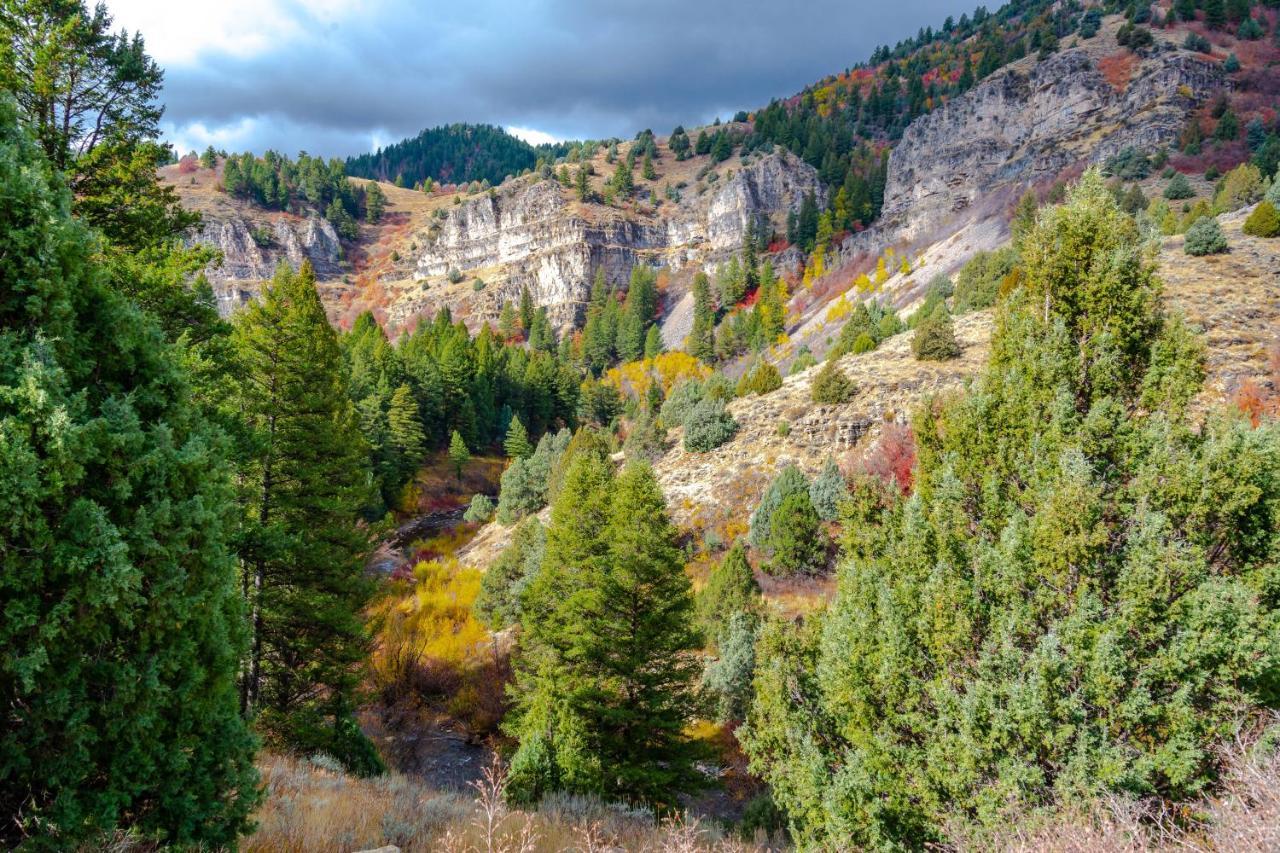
top-left (106, 0), bottom-right (977, 160)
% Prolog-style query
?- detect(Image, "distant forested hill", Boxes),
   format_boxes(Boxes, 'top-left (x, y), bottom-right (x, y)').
top-left (346, 123), bottom-right (571, 187)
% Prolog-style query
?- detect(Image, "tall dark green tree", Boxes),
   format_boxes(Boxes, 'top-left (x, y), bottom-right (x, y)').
top-left (0, 98), bottom-right (258, 848)
top-left (387, 383), bottom-right (426, 484)
top-left (233, 261), bottom-right (380, 774)
top-left (688, 271), bottom-right (716, 362)
top-left (507, 454), bottom-right (705, 810)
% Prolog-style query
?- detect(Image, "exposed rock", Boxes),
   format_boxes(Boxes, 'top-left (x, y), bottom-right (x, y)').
top-left (412, 151), bottom-right (825, 332)
top-left (190, 214), bottom-right (343, 315)
top-left (879, 44), bottom-right (1223, 244)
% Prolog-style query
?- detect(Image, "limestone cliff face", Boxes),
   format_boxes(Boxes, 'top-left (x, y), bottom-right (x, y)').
top-left (413, 151), bottom-right (825, 330)
top-left (189, 214), bottom-right (343, 315)
top-left (879, 45), bottom-right (1223, 243)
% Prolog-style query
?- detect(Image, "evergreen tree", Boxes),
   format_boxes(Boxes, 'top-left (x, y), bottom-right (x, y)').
top-left (365, 182), bottom-right (386, 223)
top-left (448, 429), bottom-right (471, 482)
top-left (232, 261), bottom-right (379, 774)
top-left (748, 465), bottom-right (811, 550)
top-left (741, 170), bottom-right (1280, 847)
top-left (688, 272), bottom-right (716, 362)
top-left (387, 383), bottom-right (426, 482)
top-left (505, 416), bottom-right (534, 459)
top-left (508, 459), bottom-right (705, 809)
top-left (0, 95), bottom-right (258, 849)
top-left (696, 541), bottom-right (760, 643)
top-left (811, 358), bottom-right (855, 403)
top-left (912, 309), bottom-right (962, 360)
top-left (809, 457), bottom-right (848, 521)
top-left (644, 323), bottom-right (664, 359)
top-left (519, 285), bottom-right (536, 332)
top-left (767, 492), bottom-right (824, 575)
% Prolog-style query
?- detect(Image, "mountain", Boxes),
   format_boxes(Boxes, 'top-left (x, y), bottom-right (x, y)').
top-left (344, 122), bottom-right (571, 188)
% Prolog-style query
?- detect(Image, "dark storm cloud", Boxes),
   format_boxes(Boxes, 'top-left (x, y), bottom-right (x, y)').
top-left (158, 0), bottom-right (977, 158)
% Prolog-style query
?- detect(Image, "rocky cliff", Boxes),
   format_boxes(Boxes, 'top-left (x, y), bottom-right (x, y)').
top-left (191, 214), bottom-right (344, 314)
top-left (879, 37), bottom-right (1223, 243)
top-left (411, 148), bottom-right (825, 331)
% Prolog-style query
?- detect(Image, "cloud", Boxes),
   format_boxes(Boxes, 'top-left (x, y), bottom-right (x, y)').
top-left (105, 0), bottom-right (978, 158)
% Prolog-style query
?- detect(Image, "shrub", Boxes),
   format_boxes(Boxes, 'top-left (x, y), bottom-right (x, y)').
top-left (447, 267), bottom-right (464, 284)
top-left (851, 332), bottom-right (877, 353)
top-left (912, 311), bottom-right (962, 360)
top-left (1214, 163), bottom-right (1263, 213)
top-left (463, 494), bottom-right (494, 523)
top-left (495, 429), bottom-right (570, 523)
top-left (748, 465), bottom-right (810, 550)
top-left (1102, 147), bottom-right (1151, 180)
top-left (767, 492), bottom-right (824, 575)
top-left (809, 457), bottom-right (848, 521)
top-left (701, 612), bottom-right (759, 722)
top-left (811, 359), bottom-right (855, 404)
top-left (696, 541), bottom-right (760, 643)
top-left (659, 378), bottom-right (703, 428)
top-left (1164, 172), bottom-right (1194, 200)
top-left (1223, 52), bottom-right (1241, 73)
top-left (1243, 200), bottom-right (1280, 237)
top-left (622, 410), bottom-right (667, 462)
top-left (682, 397), bottom-right (738, 452)
top-left (953, 246), bottom-right (1017, 313)
top-left (790, 347), bottom-right (817, 374)
top-left (736, 360), bottom-right (782, 396)
top-left (1184, 216), bottom-right (1228, 255)
top-left (1267, 174), bottom-right (1280, 205)
top-left (1184, 32), bottom-right (1211, 52)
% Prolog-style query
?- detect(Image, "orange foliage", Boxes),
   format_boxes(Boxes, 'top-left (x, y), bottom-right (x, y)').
top-left (1098, 52), bottom-right (1138, 92)
top-left (857, 421), bottom-right (916, 495)
top-left (1233, 344), bottom-right (1280, 427)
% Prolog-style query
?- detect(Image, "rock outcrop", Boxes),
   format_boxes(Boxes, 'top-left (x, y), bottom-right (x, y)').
top-left (190, 214), bottom-right (344, 315)
top-left (879, 44), bottom-right (1223, 243)
top-left (413, 151), bottom-right (825, 331)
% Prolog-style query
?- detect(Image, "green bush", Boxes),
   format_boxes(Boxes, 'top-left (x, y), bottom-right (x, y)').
top-left (463, 493), bottom-right (495, 523)
top-left (1184, 215), bottom-right (1228, 255)
top-left (811, 359), bottom-right (855, 404)
top-left (682, 397), bottom-right (738, 452)
top-left (1102, 146), bottom-right (1151, 180)
top-left (659, 378), bottom-right (703, 428)
top-left (767, 492), bottom-right (824, 575)
top-left (1242, 200), bottom-right (1280, 237)
top-left (748, 465), bottom-right (810, 550)
top-left (736, 360), bottom-right (782, 396)
top-left (809, 457), bottom-right (848, 521)
top-left (696, 541), bottom-right (759, 642)
top-left (912, 310), bottom-right (962, 360)
top-left (1164, 171), bottom-right (1194, 200)
top-left (850, 332), bottom-right (877, 354)
top-left (953, 246), bottom-right (1017, 313)
top-left (701, 612), bottom-right (759, 722)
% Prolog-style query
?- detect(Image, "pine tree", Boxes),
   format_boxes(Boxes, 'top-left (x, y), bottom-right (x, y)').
top-left (644, 323), bottom-right (664, 359)
top-left (519, 285), bottom-right (536, 331)
top-left (498, 300), bottom-right (518, 339)
top-left (697, 541), bottom-right (760, 643)
top-left (768, 492), bottom-right (824, 575)
top-left (505, 416), bottom-right (534, 459)
top-left (689, 272), bottom-right (716, 362)
top-left (387, 383), bottom-right (426, 482)
top-left (448, 429), bottom-right (471, 482)
top-left (365, 182), bottom-right (386, 223)
top-left (507, 458), bottom-right (705, 809)
top-left (233, 261), bottom-right (379, 774)
top-left (811, 358), bottom-right (855, 403)
top-left (0, 95), bottom-right (258, 849)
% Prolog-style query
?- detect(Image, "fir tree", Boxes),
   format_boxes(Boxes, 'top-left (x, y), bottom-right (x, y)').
top-left (387, 383), bottom-right (426, 482)
top-left (811, 358), bottom-right (855, 403)
top-left (696, 541), bottom-right (760, 643)
top-left (505, 416), bottom-right (534, 459)
top-left (365, 182), bottom-right (386, 223)
top-left (232, 261), bottom-right (379, 774)
top-left (767, 492), bottom-right (824, 575)
top-left (688, 272), bottom-right (716, 362)
top-left (508, 459), bottom-right (705, 809)
top-left (0, 95), bottom-right (258, 849)
top-left (644, 323), bottom-right (664, 359)
top-left (448, 429), bottom-right (471, 482)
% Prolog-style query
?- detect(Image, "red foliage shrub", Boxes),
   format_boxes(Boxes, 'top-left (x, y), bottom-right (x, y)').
top-left (858, 421), bottom-right (916, 495)
top-left (176, 153), bottom-right (199, 174)
top-left (1098, 52), bottom-right (1139, 92)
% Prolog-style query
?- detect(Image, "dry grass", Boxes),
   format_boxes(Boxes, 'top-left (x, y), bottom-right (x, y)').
top-left (244, 753), bottom-right (769, 853)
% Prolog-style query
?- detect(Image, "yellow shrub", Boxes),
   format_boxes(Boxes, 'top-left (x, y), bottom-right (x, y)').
top-left (825, 296), bottom-right (852, 323)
